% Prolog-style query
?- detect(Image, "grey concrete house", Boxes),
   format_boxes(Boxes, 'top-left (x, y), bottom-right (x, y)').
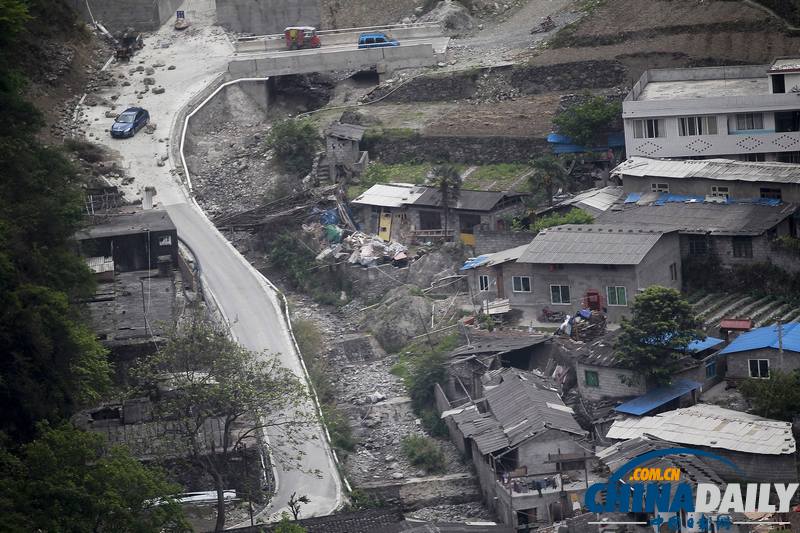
top-left (595, 197), bottom-right (799, 271)
top-left (606, 404), bottom-right (797, 483)
top-left (506, 225), bottom-right (682, 323)
top-left (352, 184), bottom-right (527, 245)
top-left (614, 156), bottom-right (800, 204)
top-left (719, 322), bottom-right (800, 383)
top-left (623, 59), bottom-right (800, 161)
top-left (438, 369), bottom-right (590, 530)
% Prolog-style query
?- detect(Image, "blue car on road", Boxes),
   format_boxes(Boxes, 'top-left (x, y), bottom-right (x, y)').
top-left (357, 32), bottom-right (399, 49)
top-left (111, 107), bottom-right (150, 138)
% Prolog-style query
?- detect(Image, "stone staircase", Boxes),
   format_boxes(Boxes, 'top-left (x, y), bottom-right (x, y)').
top-left (690, 292), bottom-right (800, 330)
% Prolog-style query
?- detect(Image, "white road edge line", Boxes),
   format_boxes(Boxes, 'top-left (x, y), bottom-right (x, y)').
top-left (175, 76), bottom-right (349, 520)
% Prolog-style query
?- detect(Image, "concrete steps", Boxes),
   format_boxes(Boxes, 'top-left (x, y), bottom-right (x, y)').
top-left (754, 303), bottom-right (791, 327)
top-left (697, 293), bottom-right (740, 323)
top-left (704, 296), bottom-right (754, 328)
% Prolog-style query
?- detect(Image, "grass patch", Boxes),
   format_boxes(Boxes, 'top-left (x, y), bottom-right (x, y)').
top-left (402, 435), bottom-right (446, 474)
top-left (462, 163), bottom-right (530, 191)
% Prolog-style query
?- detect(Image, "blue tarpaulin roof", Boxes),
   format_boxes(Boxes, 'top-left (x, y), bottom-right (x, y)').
top-left (614, 378), bottom-right (702, 416)
top-left (460, 255), bottom-right (491, 271)
top-left (719, 323), bottom-right (800, 355)
top-left (686, 337), bottom-right (724, 353)
top-left (547, 132), bottom-right (625, 154)
top-left (624, 193), bottom-right (641, 204)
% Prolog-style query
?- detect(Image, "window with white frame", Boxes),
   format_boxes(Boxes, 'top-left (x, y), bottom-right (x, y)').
top-left (735, 113), bottom-right (764, 130)
top-left (678, 116), bottom-right (718, 136)
top-left (550, 285), bottom-right (570, 304)
top-left (633, 119), bottom-right (666, 139)
top-left (478, 275), bottom-right (490, 292)
top-left (710, 185), bottom-right (729, 199)
top-left (651, 182), bottom-right (670, 193)
top-left (606, 286), bottom-right (627, 306)
top-left (512, 276), bottom-right (531, 293)
top-left (748, 359), bottom-right (769, 378)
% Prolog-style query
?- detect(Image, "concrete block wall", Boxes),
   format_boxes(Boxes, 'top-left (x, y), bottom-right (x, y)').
top-left (725, 347), bottom-right (800, 381)
top-left (70, 0), bottom-right (183, 32)
top-left (359, 473), bottom-right (481, 510)
top-left (216, 0), bottom-right (320, 34)
top-left (473, 227), bottom-right (535, 255)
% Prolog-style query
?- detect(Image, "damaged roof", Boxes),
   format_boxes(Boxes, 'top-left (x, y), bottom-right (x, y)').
top-left (413, 188), bottom-right (526, 212)
top-left (552, 186), bottom-right (626, 215)
top-left (606, 404), bottom-right (796, 455)
top-left (562, 331), bottom-right (622, 367)
top-left (326, 122), bottom-right (367, 141)
top-left (596, 201), bottom-right (796, 236)
top-left (485, 371), bottom-right (586, 447)
top-left (460, 244), bottom-right (530, 271)
top-left (75, 209), bottom-right (176, 240)
top-left (597, 437), bottom-right (724, 487)
top-left (448, 404), bottom-right (510, 456)
top-left (448, 335), bottom-right (549, 359)
top-left (351, 183), bottom-right (426, 208)
top-left (613, 156), bottom-right (800, 185)
top-left (518, 225), bottom-right (668, 265)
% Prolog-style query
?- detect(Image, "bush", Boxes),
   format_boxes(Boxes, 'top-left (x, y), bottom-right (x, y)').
top-left (531, 208), bottom-right (593, 232)
top-left (739, 370), bottom-right (800, 421)
top-left (420, 408), bottom-right (449, 438)
top-left (265, 118), bottom-right (321, 177)
top-left (401, 435), bottom-right (446, 474)
top-left (323, 405), bottom-right (356, 454)
top-left (552, 94), bottom-right (621, 147)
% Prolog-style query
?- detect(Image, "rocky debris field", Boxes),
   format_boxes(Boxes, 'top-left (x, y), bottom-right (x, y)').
top-left (407, 502), bottom-right (496, 522)
top-left (288, 293), bottom-right (474, 487)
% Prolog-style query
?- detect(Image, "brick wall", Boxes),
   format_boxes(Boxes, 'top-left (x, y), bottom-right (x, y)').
top-left (725, 347), bottom-right (800, 381)
top-left (474, 227), bottom-right (535, 255)
top-left (576, 362), bottom-right (645, 401)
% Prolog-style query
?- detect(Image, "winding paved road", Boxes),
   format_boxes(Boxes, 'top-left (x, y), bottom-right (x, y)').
top-left (79, 0), bottom-right (341, 523)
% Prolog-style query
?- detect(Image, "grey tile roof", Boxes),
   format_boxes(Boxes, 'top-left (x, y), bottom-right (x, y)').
top-left (326, 122), bottom-right (367, 141)
top-left (413, 188), bottom-right (526, 212)
top-left (76, 209), bottom-right (176, 240)
top-left (517, 224), bottom-right (667, 265)
top-left (558, 331), bottom-right (623, 367)
top-left (448, 335), bottom-right (549, 359)
top-left (485, 372), bottom-right (586, 447)
top-left (450, 405), bottom-right (510, 456)
top-left (596, 201), bottom-right (797, 236)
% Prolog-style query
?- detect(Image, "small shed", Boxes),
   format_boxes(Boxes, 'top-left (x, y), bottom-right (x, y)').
top-left (324, 122), bottom-right (368, 182)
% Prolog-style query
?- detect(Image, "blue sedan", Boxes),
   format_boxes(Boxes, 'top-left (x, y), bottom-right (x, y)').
top-left (110, 107), bottom-right (149, 138)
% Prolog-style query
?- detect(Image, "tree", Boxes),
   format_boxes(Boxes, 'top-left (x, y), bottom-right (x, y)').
top-left (0, 423), bottom-right (188, 532)
top-left (614, 286), bottom-right (704, 386)
top-left (132, 311), bottom-right (313, 532)
top-left (739, 370), bottom-right (800, 421)
top-left (430, 164), bottom-right (461, 239)
top-left (288, 491), bottom-right (311, 520)
top-left (552, 94), bottom-right (621, 147)
top-left (528, 155), bottom-right (570, 206)
top-left (265, 118), bottom-right (322, 177)
top-left (274, 513), bottom-right (308, 533)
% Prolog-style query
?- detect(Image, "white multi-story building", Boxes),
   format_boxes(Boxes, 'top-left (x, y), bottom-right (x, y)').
top-left (623, 59), bottom-right (800, 162)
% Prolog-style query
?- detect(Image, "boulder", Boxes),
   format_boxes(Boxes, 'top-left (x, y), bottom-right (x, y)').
top-left (419, 0), bottom-right (475, 35)
top-left (363, 286), bottom-right (433, 352)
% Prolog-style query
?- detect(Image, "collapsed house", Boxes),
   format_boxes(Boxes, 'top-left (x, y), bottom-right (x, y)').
top-left (437, 368), bottom-right (592, 531)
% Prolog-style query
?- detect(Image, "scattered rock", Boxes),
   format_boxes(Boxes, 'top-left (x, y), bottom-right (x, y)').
top-left (143, 77), bottom-right (156, 85)
top-left (105, 110), bottom-right (117, 118)
top-left (145, 67), bottom-right (155, 75)
top-left (152, 86), bottom-right (165, 94)
top-left (168, 65), bottom-right (177, 70)
top-left (145, 123), bottom-right (157, 134)
top-left (391, 472), bottom-right (404, 480)
top-left (152, 61), bottom-right (165, 68)
top-left (122, 81), bottom-right (131, 86)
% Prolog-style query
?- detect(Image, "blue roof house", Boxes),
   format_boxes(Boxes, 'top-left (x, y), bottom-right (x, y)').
top-left (719, 323), bottom-right (800, 383)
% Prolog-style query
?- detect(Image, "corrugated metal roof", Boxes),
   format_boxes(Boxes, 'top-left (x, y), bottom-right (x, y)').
top-left (606, 404), bottom-right (796, 455)
top-left (485, 372), bottom-right (586, 447)
top-left (719, 322), bottom-right (800, 355)
top-left (614, 378), bottom-right (702, 416)
top-left (351, 183), bottom-right (425, 208)
top-left (86, 256), bottom-right (114, 274)
top-left (595, 201), bottom-right (797, 236)
top-left (517, 225), bottom-right (666, 265)
top-left (555, 186), bottom-right (625, 214)
top-left (613, 156), bottom-right (800, 185)
top-left (326, 122), bottom-right (367, 141)
top-left (460, 244), bottom-right (530, 271)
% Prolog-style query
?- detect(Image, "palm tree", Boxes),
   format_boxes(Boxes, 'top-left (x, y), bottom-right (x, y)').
top-left (431, 164), bottom-right (462, 239)
top-left (528, 155), bottom-right (570, 206)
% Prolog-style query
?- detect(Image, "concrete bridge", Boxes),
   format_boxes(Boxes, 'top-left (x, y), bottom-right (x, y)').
top-left (228, 23), bottom-right (449, 80)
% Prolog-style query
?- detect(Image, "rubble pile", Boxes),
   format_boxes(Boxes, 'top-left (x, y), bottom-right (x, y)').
top-left (558, 310), bottom-right (607, 342)
top-left (408, 502), bottom-right (495, 522)
top-left (314, 230), bottom-right (409, 268)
